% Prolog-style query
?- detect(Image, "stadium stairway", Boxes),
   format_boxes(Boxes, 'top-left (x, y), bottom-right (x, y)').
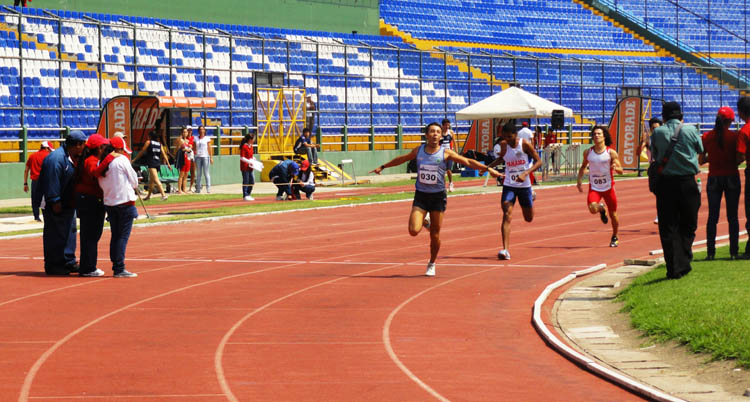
top-left (380, 19), bottom-right (596, 126)
top-left (576, 0), bottom-right (750, 90)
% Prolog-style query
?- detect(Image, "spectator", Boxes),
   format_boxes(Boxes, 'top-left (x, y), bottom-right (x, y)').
top-left (545, 127), bottom-right (558, 173)
top-left (293, 160), bottom-right (316, 200)
top-left (14, 0), bottom-right (27, 7)
top-left (36, 131), bottom-right (86, 275)
top-left (239, 133), bottom-right (256, 201)
top-left (186, 126), bottom-right (196, 191)
top-left (24, 141), bottom-right (54, 221)
top-left (98, 136), bottom-right (139, 278)
top-left (534, 125), bottom-right (543, 149)
top-left (174, 126), bottom-right (193, 194)
top-left (294, 127), bottom-right (319, 165)
top-left (193, 125), bottom-right (213, 193)
top-left (735, 96), bottom-right (750, 258)
top-left (440, 118), bottom-right (457, 192)
top-left (75, 134), bottom-right (109, 277)
top-left (651, 101), bottom-right (703, 279)
top-left (132, 131), bottom-right (170, 201)
top-left (699, 107), bottom-right (740, 260)
top-left (112, 131), bottom-right (132, 159)
top-left (544, 127), bottom-right (557, 147)
top-left (637, 117), bottom-right (663, 225)
top-left (517, 121), bottom-right (533, 146)
top-left (269, 159), bottom-right (299, 201)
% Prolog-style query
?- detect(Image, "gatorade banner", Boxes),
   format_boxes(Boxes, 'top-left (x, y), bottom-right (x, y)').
top-left (104, 96), bottom-right (130, 139)
top-left (461, 119), bottom-right (493, 154)
top-left (130, 97), bottom-right (161, 151)
top-left (608, 96), bottom-right (642, 169)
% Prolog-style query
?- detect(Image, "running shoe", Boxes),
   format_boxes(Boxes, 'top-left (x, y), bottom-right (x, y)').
top-left (244, 195), bottom-right (255, 201)
top-left (423, 213), bottom-right (431, 230)
top-left (653, 217), bottom-right (659, 224)
top-left (532, 190), bottom-right (537, 201)
top-left (161, 195), bottom-right (169, 201)
top-left (599, 205), bottom-right (608, 224)
top-left (80, 268), bottom-right (105, 277)
top-left (448, 182), bottom-right (455, 192)
top-left (114, 270), bottom-right (138, 278)
top-left (497, 250), bottom-right (511, 260)
top-left (609, 235), bottom-right (619, 248)
top-left (425, 262), bottom-right (436, 277)
top-left (309, 194), bottom-right (314, 201)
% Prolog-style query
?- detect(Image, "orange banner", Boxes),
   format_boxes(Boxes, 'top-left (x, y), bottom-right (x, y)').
top-left (462, 119), bottom-right (493, 155)
top-left (105, 97), bottom-right (130, 138)
top-left (130, 97), bottom-right (160, 151)
top-left (608, 97), bottom-right (642, 169)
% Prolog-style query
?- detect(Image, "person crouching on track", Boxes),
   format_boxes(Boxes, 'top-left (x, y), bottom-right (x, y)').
top-left (576, 126), bottom-right (624, 248)
top-left (487, 122), bottom-right (543, 261)
top-left (98, 136), bottom-right (139, 278)
top-left (293, 159), bottom-right (316, 200)
top-left (239, 133), bottom-right (256, 201)
top-left (75, 134), bottom-right (110, 277)
top-left (132, 130), bottom-right (170, 201)
top-left (370, 122), bottom-right (501, 276)
top-left (269, 159), bottom-right (299, 201)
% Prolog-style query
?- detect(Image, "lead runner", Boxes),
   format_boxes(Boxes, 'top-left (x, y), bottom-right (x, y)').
top-left (371, 122), bottom-right (501, 276)
top-left (576, 126), bottom-right (624, 247)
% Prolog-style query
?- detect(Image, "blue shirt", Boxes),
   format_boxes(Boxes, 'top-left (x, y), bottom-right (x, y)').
top-left (415, 145), bottom-right (447, 193)
top-left (36, 144), bottom-right (76, 208)
top-left (269, 159), bottom-right (299, 182)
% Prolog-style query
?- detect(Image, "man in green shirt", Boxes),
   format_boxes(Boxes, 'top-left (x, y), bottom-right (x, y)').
top-left (650, 101), bottom-right (703, 279)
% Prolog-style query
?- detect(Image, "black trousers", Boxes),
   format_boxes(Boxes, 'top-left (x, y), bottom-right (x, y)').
top-left (655, 175), bottom-right (701, 278)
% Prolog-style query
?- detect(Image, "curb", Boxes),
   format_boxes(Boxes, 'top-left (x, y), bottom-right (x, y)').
top-left (532, 263), bottom-right (686, 402)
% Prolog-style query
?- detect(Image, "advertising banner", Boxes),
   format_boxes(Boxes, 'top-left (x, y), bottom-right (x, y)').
top-left (607, 96), bottom-right (642, 169)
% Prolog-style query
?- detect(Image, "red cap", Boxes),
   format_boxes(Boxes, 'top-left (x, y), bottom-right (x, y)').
top-left (717, 106), bottom-right (735, 121)
top-left (521, 121), bottom-right (529, 126)
top-left (86, 134), bottom-right (110, 149)
top-left (300, 160), bottom-right (310, 170)
top-left (110, 136), bottom-right (125, 150)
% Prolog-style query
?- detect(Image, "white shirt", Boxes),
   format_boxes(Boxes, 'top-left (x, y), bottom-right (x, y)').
top-left (195, 136), bottom-right (212, 157)
top-left (502, 140), bottom-right (532, 188)
top-left (587, 147), bottom-right (613, 192)
top-left (518, 127), bottom-right (533, 145)
top-left (98, 155), bottom-right (138, 206)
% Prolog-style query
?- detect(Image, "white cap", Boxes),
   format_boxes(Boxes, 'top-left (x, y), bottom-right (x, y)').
top-left (40, 141), bottom-right (54, 150)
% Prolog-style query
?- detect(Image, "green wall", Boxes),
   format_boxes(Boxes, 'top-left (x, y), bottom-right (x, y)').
top-left (31, 0), bottom-right (380, 35)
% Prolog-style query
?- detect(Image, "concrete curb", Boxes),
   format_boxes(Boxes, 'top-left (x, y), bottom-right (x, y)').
top-left (532, 263), bottom-right (687, 402)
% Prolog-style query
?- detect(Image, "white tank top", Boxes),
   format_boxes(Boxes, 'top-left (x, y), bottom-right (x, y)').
top-left (588, 147), bottom-right (613, 192)
top-left (503, 140), bottom-right (532, 188)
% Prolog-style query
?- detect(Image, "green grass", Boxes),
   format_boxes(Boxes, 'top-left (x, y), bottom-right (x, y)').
top-left (617, 246), bottom-right (750, 367)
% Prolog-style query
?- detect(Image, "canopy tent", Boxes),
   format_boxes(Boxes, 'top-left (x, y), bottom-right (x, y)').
top-left (455, 86), bottom-right (573, 120)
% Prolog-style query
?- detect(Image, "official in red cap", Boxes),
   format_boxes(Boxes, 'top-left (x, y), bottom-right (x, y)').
top-left (292, 159), bottom-right (316, 200)
top-left (699, 106), bottom-right (740, 260)
top-left (75, 134), bottom-right (110, 276)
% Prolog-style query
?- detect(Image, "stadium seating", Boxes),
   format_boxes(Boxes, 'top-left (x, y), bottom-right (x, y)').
top-left (0, 1), bottom-right (746, 154)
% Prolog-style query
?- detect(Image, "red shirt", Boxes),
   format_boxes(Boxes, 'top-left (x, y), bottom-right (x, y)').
top-left (544, 133), bottom-right (557, 147)
top-left (736, 121), bottom-right (750, 166)
top-left (74, 155), bottom-right (104, 198)
top-left (25, 149), bottom-right (50, 180)
top-left (702, 129), bottom-right (739, 177)
top-left (240, 143), bottom-right (254, 171)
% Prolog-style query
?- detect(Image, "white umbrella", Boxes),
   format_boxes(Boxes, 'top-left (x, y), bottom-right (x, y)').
top-left (455, 86), bottom-right (573, 120)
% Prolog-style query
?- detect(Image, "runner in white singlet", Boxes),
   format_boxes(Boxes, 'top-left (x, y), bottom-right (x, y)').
top-left (487, 122), bottom-right (542, 260)
top-left (577, 126), bottom-right (624, 247)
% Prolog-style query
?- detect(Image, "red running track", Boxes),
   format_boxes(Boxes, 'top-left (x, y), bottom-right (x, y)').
top-left (0, 175), bottom-right (734, 401)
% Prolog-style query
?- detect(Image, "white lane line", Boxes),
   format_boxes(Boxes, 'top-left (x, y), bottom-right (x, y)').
top-left (649, 230), bottom-right (748, 255)
top-left (0, 341), bottom-right (55, 344)
top-left (0, 280), bottom-right (107, 308)
top-left (382, 266), bottom-right (499, 402)
top-left (214, 262), bottom-right (406, 402)
top-left (29, 394), bottom-right (225, 399)
top-left (18, 262), bottom-right (304, 402)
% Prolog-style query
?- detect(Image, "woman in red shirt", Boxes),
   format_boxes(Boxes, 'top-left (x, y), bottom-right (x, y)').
top-left (239, 134), bottom-right (256, 201)
top-left (175, 127), bottom-right (193, 194)
top-left (699, 107), bottom-right (740, 260)
top-left (74, 134), bottom-right (110, 277)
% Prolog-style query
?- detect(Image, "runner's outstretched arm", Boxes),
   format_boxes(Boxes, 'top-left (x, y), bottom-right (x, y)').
top-left (370, 147), bottom-right (419, 174)
top-left (445, 149), bottom-right (502, 177)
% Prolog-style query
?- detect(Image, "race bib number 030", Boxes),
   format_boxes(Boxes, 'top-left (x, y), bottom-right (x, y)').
top-left (419, 164), bottom-right (439, 185)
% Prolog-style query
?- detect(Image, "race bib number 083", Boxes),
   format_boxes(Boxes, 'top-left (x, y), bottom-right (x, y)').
top-left (419, 165), bottom-right (439, 185)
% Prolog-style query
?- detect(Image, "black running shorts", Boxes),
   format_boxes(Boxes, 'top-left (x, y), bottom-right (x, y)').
top-left (412, 190), bottom-right (447, 212)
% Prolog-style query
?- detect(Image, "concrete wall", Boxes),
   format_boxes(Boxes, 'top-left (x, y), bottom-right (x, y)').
top-left (33, 0), bottom-right (379, 35)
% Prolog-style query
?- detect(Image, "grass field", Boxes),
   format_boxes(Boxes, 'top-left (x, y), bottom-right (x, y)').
top-left (618, 246), bottom-right (750, 368)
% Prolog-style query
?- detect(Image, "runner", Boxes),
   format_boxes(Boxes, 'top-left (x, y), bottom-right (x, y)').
top-left (576, 126), bottom-right (624, 247)
top-left (487, 122), bottom-right (542, 260)
top-left (370, 122), bottom-right (501, 276)
top-left (440, 118), bottom-right (456, 192)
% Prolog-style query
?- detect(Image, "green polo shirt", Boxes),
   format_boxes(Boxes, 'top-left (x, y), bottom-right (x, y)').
top-left (651, 119), bottom-right (703, 176)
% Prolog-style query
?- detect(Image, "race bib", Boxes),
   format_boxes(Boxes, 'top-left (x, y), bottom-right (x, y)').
top-left (418, 164), bottom-right (439, 185)
top-left (591, 174), bottom-right (609, 186)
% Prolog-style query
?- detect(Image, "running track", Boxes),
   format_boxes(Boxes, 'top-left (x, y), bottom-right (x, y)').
top-left (0, 175), bottom-right (733, 401)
